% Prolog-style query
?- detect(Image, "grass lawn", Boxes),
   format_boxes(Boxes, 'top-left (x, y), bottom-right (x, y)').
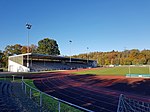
top-left (73, 66), bottom-right (150, 76)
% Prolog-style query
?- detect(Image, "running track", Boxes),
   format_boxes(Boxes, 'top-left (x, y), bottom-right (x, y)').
top-left (32, 72), bottom-right (150, 112)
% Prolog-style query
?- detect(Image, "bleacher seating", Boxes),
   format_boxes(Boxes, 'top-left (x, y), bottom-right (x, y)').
top-left (0, 81), bottom-right (20, 112)
top-left (30, 61), bottom-right (90, 71)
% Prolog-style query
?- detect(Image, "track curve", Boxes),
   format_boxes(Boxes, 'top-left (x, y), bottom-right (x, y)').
top-left (34, 73), bottom-right (119, 112)
top-left (33, 72), bottom-right (150, 112)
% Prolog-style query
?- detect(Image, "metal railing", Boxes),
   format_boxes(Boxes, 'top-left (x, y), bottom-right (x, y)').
top-left (21, 76), bottom-right (94, 112)
top-left (117, 94), bottom-right (150, 112)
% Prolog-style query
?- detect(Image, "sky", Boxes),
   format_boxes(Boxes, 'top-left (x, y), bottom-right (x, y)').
top-left (0, 0), bottom-right (150, 56)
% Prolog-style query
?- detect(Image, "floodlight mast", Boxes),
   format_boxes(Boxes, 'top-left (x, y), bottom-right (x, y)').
top-left (69, 40), bottom-right (72, 63)
top-left (87, 47), bottom-right (89, 63)
top-left (26, 23), bottom-right (32, 72)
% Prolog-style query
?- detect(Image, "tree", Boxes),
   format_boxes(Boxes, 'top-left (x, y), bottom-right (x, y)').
top-left (13, 44), bottom-right (22, 55)
top-left (0, 50), bottom-right (3, 67)
top-left (4, 44), bottom-right (22, 56)
top-left (37, 38), bottom-right (60, 55)
top-left (21, 44), bottom-right (37, 54)
top-left (21, 46), bottom-right (27, 54)
top-left (4, 45), bottom-right (13, 56)
top-left (0, 50), bottom-right (8, 68)
top-left (30, 44), bottom-right (38, 53)
top-left (1, 54), bottom-right (8, 68)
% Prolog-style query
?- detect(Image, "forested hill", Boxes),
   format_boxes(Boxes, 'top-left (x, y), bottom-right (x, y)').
top-left (72, 49), bottom-right (150, 65)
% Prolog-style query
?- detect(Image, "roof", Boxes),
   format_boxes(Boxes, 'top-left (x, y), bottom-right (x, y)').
top-left (9, 53), bottom-right (96, 62)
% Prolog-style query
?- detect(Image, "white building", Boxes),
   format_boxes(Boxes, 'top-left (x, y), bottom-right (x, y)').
top-left (8, 53), bottom-right (97, 72)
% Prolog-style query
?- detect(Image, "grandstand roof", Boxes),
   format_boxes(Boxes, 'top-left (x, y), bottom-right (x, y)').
top-left (9, 53), bottom-right (95, 62)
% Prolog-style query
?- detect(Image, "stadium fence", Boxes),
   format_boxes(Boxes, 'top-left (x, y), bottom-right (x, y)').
top-left (117, 94), bottom-right (150, 112)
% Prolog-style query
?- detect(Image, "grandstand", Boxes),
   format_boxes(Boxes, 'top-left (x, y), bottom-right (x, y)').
top-left (8, 53), bottom-right (97, 72)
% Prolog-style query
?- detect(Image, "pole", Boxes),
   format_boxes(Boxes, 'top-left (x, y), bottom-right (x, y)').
top-left (87, 47), bottom-right (89, 63)
top-left (27, 30), bottom-right (29, 68)
top-left (58, 101), bottom-right (61, 112)
top-left (30, 88), bottom-right (32, 99)
top-left (12, 75), bottom-right (15, 82)
top-left (129, 65), bottom-right (130, 75)
top-left (22, 76), bottom-right (24, 90)
top-left (69, 40), bottom-right (72, 63)
top-left (26, 23), bottom-right (32, 72)
top-left (117, 94), bottom-right (123, 112)
top-left (40, 92), bottom-right (42, 107)
top-left (149, 65), bottom-right (150, 74)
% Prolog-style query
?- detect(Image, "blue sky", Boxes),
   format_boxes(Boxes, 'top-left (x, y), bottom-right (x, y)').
top-left (0, 0), bottom-right (150, 55)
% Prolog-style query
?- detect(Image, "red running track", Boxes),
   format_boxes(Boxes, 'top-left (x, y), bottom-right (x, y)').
top-left (33, 72), bottom-right (150, 112)
top-left (33, 73), bottom-right (119, 112)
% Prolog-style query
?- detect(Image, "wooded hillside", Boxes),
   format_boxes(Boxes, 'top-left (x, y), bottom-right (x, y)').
top-left (72, 49), bottom-right (150, 65)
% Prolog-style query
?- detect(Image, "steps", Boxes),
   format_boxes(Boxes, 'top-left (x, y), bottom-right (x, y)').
top-left (0, 81), bottom-right (20, 112)
top-left (0, 80), bottom-right (47, 112)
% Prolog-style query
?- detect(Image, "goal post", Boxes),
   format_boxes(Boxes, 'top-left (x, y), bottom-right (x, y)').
top-left (126, 65), bottom-right (150, 78)
top-left (117, 94), bottom-right (150, 112)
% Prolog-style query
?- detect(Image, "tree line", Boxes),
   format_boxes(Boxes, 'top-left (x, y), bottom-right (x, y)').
top-left (0, 38), bottom-right (60, 68)
top-left (0, 37), bottom-right (150, 68)
top-left (72, 49), bottom-right (150, 66)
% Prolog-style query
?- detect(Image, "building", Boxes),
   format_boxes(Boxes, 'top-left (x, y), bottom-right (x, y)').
top-left (8, 53), bottom-right (97, 72)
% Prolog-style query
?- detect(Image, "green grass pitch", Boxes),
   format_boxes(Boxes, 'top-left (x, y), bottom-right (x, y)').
top-left (74, 66), bottom-right (150, 76)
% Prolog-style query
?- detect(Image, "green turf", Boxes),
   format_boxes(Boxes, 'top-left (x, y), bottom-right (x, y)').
top-left (73, 66), bottom-right (150, 76)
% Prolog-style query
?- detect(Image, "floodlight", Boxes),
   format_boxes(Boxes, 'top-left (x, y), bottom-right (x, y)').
top-left (26, 23), bottom-right (32, 29)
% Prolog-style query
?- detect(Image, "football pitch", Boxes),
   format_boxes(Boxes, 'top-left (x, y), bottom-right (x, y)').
top-left (73, 66), bottom-right (150, 76)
